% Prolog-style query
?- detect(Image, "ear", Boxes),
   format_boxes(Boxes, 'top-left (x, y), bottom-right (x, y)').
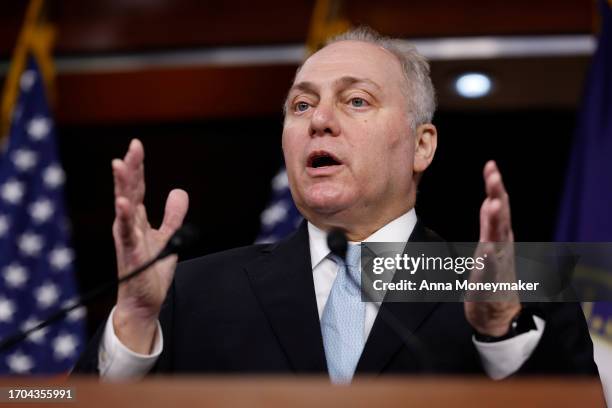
top-left (413, 123), bottom-right (437, 174)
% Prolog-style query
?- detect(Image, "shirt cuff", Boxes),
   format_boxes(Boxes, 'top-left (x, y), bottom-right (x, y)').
top-left (473, 315), bottom-right (545, 380)
top-left (98, 306), bottom-right (163, 381)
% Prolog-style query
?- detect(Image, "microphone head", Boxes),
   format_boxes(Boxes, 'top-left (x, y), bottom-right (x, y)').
top-left (327, 228), bottom-right (348, 260)
top-left (162, 224), bottom-right (200, 257)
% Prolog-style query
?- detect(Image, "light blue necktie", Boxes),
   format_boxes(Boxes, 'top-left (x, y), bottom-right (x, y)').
top-left (321, 244), bottom-right (365, 384)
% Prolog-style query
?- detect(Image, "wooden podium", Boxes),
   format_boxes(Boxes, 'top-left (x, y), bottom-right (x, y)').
top-left (0, 377), bottom-right (605, 407)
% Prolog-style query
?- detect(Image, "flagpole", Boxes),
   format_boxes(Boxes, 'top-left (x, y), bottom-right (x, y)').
top-left (0, 0), bottom-right (55, 144)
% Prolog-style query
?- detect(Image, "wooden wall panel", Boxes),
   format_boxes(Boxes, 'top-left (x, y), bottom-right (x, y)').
top-left (53, 0), bottom-right (314, 52)
top-left (0, 0), bottom-right (594, 56)
top-left (348, 0), bottom-right (594, 38)
top-left (55, 65), bottom-right (298, 124)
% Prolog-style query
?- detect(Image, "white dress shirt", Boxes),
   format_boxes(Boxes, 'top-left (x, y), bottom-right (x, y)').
top-left (99, 209), bottom-right (544, 381)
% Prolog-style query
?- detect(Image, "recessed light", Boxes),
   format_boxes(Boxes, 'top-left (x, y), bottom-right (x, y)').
top-left (454, 72), bottom-right (492, 98)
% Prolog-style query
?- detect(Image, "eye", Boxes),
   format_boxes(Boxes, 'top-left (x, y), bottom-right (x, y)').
top-left (349, 97), bottom-right (368, 108)
top-left (295, 101), bottom-right (310, 112)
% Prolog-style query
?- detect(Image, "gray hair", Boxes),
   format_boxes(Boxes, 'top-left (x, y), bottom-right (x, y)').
top-left (326, 26), bottom-right (436, 129)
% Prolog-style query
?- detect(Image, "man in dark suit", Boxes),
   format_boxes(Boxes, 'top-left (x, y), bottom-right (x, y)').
top-left (74, 28), bottom-right (598, 381)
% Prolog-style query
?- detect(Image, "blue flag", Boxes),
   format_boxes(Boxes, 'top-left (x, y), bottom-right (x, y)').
top-left (0, 56), bottom-right (85, 374)
top-left (555, 0), bottom-right (612, 397)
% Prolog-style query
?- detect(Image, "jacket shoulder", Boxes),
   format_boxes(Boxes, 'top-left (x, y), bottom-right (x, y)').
top-left (177, 243), bottom-right (272, 273)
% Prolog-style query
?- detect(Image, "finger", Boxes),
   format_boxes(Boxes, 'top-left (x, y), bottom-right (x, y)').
top-left (487, 198), bottom-right (507, 241)
top-left (480, 196), bottom-right (513, 242)
top-left (124, 139), bottom-right (146, 204)
top-left (485, 168), bottom-right (506, 200)
top-left (159, 189), bottom-right (190, 237)
top-left (114, 196), bottom-right (137, 249)
top-left (479, 198), bottom-right (496, 241)
top-left (134, 203), bottom-right (151, 232)
top-left (482, 162), bottom-right (512, 232)
top-left (124, 138), bottom-right (144, 168)
top-left (487, 170), bottom-right (511, 237)
top-left (483, 160), bottom-right (497, 180)
top-left (479, 161), bottom-right (498, 241)
top-left (484, 197), bottom-right (506, 237)
top-left (112, 159), bottom-right (129, 201)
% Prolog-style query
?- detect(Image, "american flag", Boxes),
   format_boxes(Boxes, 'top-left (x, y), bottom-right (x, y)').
top-left (256, 168), bottom-right (303, 243)
top-left (0, 56), bottom-right (85, 374)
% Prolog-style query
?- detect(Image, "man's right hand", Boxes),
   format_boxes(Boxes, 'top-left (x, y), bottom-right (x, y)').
top-left (111, 139), bottom-right (189, 354)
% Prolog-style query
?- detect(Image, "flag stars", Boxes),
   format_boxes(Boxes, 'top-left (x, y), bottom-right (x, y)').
top-left (34, 282), bottom-right (60, 309)
top-left (12, 148), bottom-right (38, 172)
top-left (49, 247), bottom-right (74, 271)
top-left (1, 179), bottom-right (25, 204)
top-left (62, 298), bottom-right (86, 321)
top-left (0, 297), bottom-right (16, 322)
top-left (42, 165), bottom-right (65, 189)
top-left (6, 351), bottom-right (34, 374)
top-left (21, 318), bottom-right (48, 344)
top-left (20, 69), bottom-right (37, 91)
top-left (3, 263), bottom-right (28, 288)
top-left (67, 305), bottom-right (86, 321)
top-left (29, 198), bottom-right (54, 224)
top-left (0, 215), bottom-right (9, 237)
top-left (18, 232), bottom-right (44, 257)
top-left (261, 201), bottom-right (289, 227)
top-left (272, 169), bottom-right (289, 191)
top-left (4, 64), bottom-right (84, 372)
top-left (53, 334), bottom-right (79, 360)
top-left (27, 116), bottom-right (51, 141)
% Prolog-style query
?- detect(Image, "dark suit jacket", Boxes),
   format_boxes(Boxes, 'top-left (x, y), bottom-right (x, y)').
top-left (74, 222), bottom-right (598, 376)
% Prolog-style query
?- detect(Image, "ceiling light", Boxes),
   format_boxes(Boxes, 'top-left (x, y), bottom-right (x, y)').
top-left (454, 72), bottom-right (492, 98)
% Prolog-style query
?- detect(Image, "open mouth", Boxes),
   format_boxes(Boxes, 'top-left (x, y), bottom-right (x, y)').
top-left (307, 151), bottom-right (342, 168)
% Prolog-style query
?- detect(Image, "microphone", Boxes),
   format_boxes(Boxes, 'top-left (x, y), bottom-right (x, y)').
top-left (327, 228), bottom-right (348, 260)
top-left (327, 228), bottom-right (433, 373)
top-left (0, 225), bottom-right (199, 353)
top-left (157, 224), bottom-right (200, 259)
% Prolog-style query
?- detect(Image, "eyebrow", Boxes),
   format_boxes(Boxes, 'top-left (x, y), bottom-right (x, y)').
top-left (284, 76), bottom-right (381, 112)
top-left (287, 81), bottom-right (318, 96)
top-left (334, 76), bottom-right (382, 91)
top-left (288, 76), bottom-right (381, 95)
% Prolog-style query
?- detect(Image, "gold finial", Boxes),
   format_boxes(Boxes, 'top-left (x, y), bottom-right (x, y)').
top-left (305, 0), bottom-right (350, 57)
top-left (1, 0), bottom-right (55, 143)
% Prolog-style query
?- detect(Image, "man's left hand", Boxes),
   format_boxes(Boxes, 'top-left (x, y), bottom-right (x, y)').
top-left (465, 160), bottom-right (521, 337)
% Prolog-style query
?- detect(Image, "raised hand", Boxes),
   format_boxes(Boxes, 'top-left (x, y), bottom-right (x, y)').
top-left (465, 160), bottom-right (521, 337)
top-left (111, 139), bottom-right (189, 353)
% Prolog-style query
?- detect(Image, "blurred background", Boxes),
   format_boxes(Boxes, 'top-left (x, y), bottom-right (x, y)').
top-left (0, 0), bottom-right (601, 345)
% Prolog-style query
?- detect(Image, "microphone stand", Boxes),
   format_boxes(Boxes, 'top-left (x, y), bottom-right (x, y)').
top-left (0, 225), bottom-right (198, 353)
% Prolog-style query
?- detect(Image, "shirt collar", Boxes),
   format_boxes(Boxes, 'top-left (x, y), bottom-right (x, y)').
top-left (307, 209), bottom-right (418, 270)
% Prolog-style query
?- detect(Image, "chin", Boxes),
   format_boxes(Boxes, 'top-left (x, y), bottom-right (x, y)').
top-left (299, 188), bottom-right (354, 216)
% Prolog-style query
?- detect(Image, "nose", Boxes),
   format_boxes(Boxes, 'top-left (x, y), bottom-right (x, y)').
top-left (309, 101), bottom-right (340, 138)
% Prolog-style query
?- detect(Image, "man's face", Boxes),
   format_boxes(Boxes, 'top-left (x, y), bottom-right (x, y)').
top-left (282, 40), bottom-right (419, 230)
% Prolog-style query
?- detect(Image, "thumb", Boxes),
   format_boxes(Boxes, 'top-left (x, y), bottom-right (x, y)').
top-left (159, 189), bottom-right (189, 237)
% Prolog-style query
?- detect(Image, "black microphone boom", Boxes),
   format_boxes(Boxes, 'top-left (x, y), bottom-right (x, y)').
top-left (326, 228), bottom-right (433, 373)
top-left (0, 225), bottom-right (198, 353)
top-left (327, 228), bottom-right (348, 260)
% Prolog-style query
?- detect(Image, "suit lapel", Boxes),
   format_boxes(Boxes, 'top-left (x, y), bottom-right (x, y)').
top-left (356, 221), bottom-right (441, 374)
top-left (245, 223), bottom-right (327, 373)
